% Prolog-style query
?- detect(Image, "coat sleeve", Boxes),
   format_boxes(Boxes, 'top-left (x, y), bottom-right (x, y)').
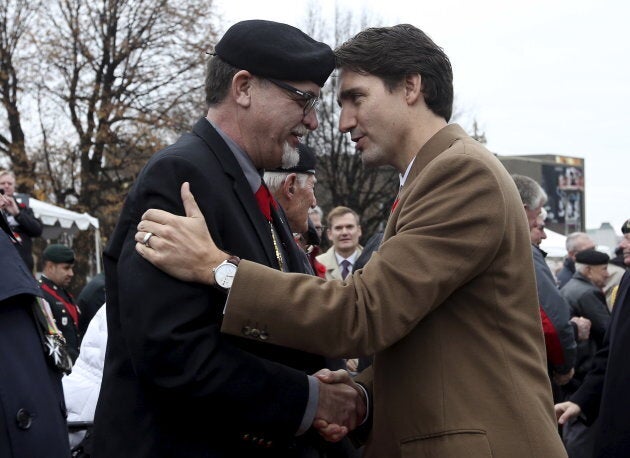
top-left (15, 206), bottom-right (43, 237)
top-left (570, 339), bottom-right (608, 424)
top-left (577, 290), bottom-right (611, 347)
top-left (222, 148), bottom-right (513, 357)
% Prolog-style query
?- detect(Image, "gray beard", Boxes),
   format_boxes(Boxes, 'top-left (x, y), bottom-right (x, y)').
top-left (281, 142), bottom-right (300, 168)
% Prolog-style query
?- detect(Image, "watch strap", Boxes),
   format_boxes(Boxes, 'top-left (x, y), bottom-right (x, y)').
top-left (226, 255), bottom-right (241, 267)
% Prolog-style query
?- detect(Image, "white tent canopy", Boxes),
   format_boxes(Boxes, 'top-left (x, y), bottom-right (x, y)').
top-left (29, 198), bottom-right (102, 273)
top-left (540, 228), bottom-right (567, 258)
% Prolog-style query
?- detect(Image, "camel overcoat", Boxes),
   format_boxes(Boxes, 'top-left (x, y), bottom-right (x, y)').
top-left (222, 124), bottom-right (567, 457)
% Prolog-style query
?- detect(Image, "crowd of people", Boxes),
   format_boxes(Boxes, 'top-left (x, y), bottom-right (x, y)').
top-left (1, 18), bottom-right (629, 458)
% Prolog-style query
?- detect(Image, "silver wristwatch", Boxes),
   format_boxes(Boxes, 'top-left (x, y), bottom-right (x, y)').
top-left (213, 256), bottom-right (240, 291)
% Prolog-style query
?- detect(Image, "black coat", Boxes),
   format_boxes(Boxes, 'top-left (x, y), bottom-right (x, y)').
top-left (560, 272), bottom-right (611, 391)
top-left (0, 220), bottom-right (70, 458)
top-left (93, 118), bottom-right (336, 457)
top-left (572, 270), bottom-right (630, 456)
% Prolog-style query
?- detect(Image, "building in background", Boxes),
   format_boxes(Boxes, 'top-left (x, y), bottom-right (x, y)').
top-left (499, 155), bottom-right (585, 235)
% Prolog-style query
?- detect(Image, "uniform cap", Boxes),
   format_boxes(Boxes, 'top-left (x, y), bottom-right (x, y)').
top-left (42, 244), bottom-right (75, 263)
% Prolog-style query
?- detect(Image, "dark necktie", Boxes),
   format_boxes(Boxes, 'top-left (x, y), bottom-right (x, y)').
top-left (254, 183), bottom-right (278, 221)
top-left (341, 259), bottom-right (351, 280)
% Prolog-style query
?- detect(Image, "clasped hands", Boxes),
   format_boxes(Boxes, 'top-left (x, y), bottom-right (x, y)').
top-left (312, 368), bottom-right (367, 442)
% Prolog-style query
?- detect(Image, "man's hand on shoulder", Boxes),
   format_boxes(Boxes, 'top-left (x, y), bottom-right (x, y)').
top-left (135, 182), bottom-right (227, 285)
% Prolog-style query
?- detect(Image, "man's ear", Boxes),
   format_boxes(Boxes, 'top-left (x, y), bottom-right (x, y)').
top-left (405, 73), bottom-right (422, 105)
top-left (283, 173), bottom-right (298, 198)
top-left (232, 70), bottom-right (254, 108)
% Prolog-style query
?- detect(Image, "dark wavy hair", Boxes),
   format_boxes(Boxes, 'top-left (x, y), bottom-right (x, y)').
top-left (335, 24), bottom-right (453, 121)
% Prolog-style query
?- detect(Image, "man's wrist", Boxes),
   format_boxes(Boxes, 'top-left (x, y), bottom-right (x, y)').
top-left (210, 255), bottom-right (240, 289)
top-left (355, 382), bottom-right (369, 425)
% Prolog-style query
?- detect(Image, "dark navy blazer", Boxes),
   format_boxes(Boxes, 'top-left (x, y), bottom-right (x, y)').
top-left (93, 118), bottom-right (331, 457)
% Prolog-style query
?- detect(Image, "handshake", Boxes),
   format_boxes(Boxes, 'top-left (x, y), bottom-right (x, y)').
top-left (312, 368), bottom-right (368, 442)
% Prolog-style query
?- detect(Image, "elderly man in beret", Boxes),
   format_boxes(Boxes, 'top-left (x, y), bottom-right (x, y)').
top-left (556, 219), bottom-right (630, 457)
top-left (263, 143), bottom-right (325, 274)
top-left (558, 248), bottom-right (611, 457)
top-left (264, 143), bottom-right (317, 236)
top-left (93, 20), bottom-right (361, 457)
top-left (39, 243), bottom-right (81, 363)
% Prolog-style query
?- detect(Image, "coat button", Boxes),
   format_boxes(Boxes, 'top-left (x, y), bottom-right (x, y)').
top-left (16, 409), bottom-right (32, 430)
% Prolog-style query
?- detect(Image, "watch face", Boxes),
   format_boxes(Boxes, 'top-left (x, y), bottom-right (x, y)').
top-left (214, 262), bottom-right (238, 289)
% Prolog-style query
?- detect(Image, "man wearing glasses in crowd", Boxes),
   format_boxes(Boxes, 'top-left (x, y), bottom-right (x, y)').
top-left (93, 20), bottom-right (362, 457)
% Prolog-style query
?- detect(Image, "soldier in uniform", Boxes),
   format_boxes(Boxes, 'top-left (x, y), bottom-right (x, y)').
top-left (40, 243), bottom-right (81, 362)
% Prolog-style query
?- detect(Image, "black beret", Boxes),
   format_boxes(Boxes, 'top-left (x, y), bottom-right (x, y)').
top-left (575, 249), bottom-right (609, 266)
top-left (271, 143), bottom-right (317, 175)
top-left (622, 219), bottom-right (630, 234)
top-left (43, 244), bottom-right (75, 263)
top-left (215, 20), bottom-right (335, 87)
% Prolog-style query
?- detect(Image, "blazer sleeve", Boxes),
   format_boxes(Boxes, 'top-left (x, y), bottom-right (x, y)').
top-left (222, 148), bottom-right (514, 357)
top-left (15, 206), bottom-right (43, 237)
top-left (112, 154), bottom-right (309, 434)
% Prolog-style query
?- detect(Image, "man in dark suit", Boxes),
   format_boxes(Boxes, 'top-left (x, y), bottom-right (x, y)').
top-left (0, 192), bottom-right (71, 458)
top-left (93, 20), bottom-right (362, 457)
top-left (556, 219), bottom-right (630, 457)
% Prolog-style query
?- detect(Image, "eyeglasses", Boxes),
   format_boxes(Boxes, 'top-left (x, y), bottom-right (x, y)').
top-left (314, 225), bottom-right (326, 232)
top-left (267, 78), bottom-right (320, 118)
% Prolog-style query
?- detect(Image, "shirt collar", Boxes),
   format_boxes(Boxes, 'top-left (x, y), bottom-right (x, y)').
top-left (206, 118), bottom-right (262, 192)
top-left (335, 250), bottom-right (359, 266)
top-left (399, 157), bottom-right (416, 188)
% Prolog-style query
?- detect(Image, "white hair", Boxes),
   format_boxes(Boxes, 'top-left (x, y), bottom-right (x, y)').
top-left (263, 171), bottom-right (309, 194)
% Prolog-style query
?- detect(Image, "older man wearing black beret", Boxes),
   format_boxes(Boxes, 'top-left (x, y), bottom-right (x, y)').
top-left (556, 219), bottom-right (630, 457)
top-left (93, 20), bottom-right (360, 457)
top-left (558, 248), bottom-right (611, 457)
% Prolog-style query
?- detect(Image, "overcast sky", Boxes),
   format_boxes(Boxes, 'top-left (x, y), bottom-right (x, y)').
top-left (214, 0), bottom-right (629, 233)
